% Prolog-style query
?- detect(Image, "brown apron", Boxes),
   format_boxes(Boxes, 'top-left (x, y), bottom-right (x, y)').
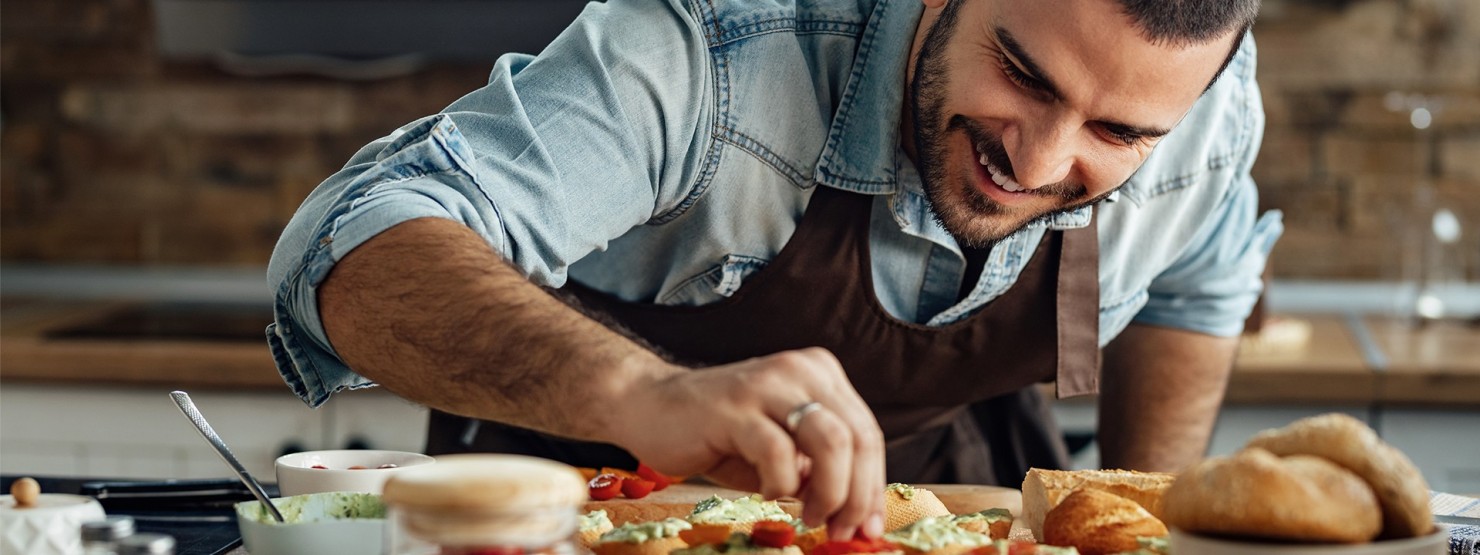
top-left (426, 186), bottom-right (1101, 486)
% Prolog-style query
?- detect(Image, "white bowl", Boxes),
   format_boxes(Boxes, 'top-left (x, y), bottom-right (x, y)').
top-left (235, 492), bottom-right (386, 555)
top-left (275, 450), bottom-right (435, 496)
top-left (1170, 527), bottom-right (1451, 555)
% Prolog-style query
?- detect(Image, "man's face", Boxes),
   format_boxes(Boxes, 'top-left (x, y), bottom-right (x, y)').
top-left (905, 0), bottom-right (1240, 246)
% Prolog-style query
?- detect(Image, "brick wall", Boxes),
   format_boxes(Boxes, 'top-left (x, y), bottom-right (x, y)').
top-left (2, 0), bottom-right (1478, 279)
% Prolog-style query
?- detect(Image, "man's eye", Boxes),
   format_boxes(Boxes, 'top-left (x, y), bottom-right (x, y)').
top-left (998, 53), bottom-right (1045, 92)
top-left (1105, 127), bottom-right (1145, 146)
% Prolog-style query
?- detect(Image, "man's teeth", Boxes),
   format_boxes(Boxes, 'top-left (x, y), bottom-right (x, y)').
top-left (976, 152), bottom-right (1024, 192)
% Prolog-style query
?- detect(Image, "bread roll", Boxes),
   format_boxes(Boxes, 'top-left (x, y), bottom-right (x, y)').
top-left (591, 536), bottom-right (688, 555)
top-left (884, 484), bottom-right (952, 532)
top-left (1162, 448), bottom-right (1381, 543)
top-left (1020, 468), bottom-right (1173, 541)
top-left (1245, 412), bottom-right (1433, 539)
top-left (1042, 489), bottom-right (1167, 555)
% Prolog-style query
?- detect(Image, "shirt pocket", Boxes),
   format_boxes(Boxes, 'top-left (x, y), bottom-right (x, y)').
top-left (658, 254), bottom-right (770, 306)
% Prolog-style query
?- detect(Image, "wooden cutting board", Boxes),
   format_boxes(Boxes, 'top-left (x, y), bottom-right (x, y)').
top-left (583, 483), bottom-right (1021, 526)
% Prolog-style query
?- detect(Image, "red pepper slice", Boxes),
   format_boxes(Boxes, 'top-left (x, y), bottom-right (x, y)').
top-left (811, 537), bottom-right (900, 555)
top-left (751, 521), bottom-right (797, 548)
top-left (635, 462), bottom-right (674, 491)
top-left (589, 473), bottom-right (622, 501)
top-left (620, 477), bottom-right (656, 499)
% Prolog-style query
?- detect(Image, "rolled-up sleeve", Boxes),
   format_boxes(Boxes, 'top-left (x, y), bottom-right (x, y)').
top-left (265, 0), bottom-right (713, 407)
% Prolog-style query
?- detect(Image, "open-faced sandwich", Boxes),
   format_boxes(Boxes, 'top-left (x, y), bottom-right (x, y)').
top-left (949, 509), bottom-right (1013, 540)
top-left (590, 517), bottom-right (692, 555)
top-left (883, 515), bottom-right (995, 555)
top-left (688, 494), bottom-right (795, 534)
top-left (579, 509), bottom-right (616, 548)
top-left (883, 484), bottom-right (953, 532)
top-left (674, 521), bottom-right (805, 555)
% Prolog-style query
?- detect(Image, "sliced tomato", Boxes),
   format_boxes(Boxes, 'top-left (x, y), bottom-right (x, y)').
top-left (588, 473), bottom-right (622, 501)
top-left (620, 477), bottom-right (656, 499)
top-left (679, 524), bottom-right (732, 547)
top-left (635, 462), bottom-right (674, 491)
top-left (751, 521), bottom-right (797, 548)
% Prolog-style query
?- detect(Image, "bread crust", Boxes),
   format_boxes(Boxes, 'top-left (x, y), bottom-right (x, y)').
top-left (1162, 448), bottom-right (1381, 543)
top-left (952, 518), bottom-right (1011, 541)
top-left (884, 487), bottom-right (952, 532)
top-left (591, 535), bottom-right (689, 555)
top-left (1245, 413), bottom-right (1434, 539)
top-left (1041, 489), bottom-right (1167, 555)
top-left (580, 521), bottom-right (616, 548)
top-left (1020, 468), bottom-right (1173, 541)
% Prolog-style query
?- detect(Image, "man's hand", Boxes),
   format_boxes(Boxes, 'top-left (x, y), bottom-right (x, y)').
top-left (1098, 323), bottom-right (1238, 472)
top-left (320, 218), bottom-right (885, 539)
top-left (616, 348), bottom-right (886, 540)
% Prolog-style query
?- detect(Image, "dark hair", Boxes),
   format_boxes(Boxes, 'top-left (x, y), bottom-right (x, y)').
top-left (1117, 0), bottom-right (1261, 46)
top-left (1116, 0), bottom-right (1261, 91)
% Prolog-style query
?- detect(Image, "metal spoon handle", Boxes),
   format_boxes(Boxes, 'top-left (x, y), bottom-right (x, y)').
top-left (169, 391), bottom-right (285, 523)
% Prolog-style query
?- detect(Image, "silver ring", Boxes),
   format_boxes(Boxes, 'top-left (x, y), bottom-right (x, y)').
top-left (785, 401), bottom-right (824, 433)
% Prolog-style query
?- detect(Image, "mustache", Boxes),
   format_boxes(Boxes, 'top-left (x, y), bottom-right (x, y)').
top-left (946, 115), bottom-right (1087, 201)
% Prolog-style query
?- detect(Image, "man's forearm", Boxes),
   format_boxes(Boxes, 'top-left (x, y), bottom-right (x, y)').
top-left (1097, 323), bottom-right (1238, 472)
top-left (318, 217), bottom-right (677, 442)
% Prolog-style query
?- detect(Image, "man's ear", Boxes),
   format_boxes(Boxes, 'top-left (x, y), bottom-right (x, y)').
top-left (922, 0), bottom-right (948, 8)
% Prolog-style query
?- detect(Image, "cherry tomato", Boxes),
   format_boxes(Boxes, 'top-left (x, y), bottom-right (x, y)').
top-left (620, 477), bottom-right (656, 499)
top-left (635, 462), bottom-right (674, 491)
top-left (589, 473), bottom-right (622, 501)
top-left (751, 521), bottom-right (797, 548)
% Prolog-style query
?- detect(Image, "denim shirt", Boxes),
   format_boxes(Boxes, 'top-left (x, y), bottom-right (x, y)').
top-left (267, 0), bottom-right (1283, 407)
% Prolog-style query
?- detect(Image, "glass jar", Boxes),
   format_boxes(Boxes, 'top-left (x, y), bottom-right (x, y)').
top-left (383, 454), bottom-right (592, 555)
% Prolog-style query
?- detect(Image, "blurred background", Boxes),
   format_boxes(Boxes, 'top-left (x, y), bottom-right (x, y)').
top-left (1, 0), bottom-right (1477, 492)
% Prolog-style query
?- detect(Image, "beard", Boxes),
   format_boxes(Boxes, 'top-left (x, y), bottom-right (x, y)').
top-left (908, 1), bottom-right (1110, 247)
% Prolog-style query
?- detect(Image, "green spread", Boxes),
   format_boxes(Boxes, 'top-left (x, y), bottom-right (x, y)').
top-left (581, 510), bottom-right (613, 532)
top-left (883, 516), bottom-right (993, 551)
top-left (688, 495), bottom-right (792, 524)
top-left (952, 508), bottom-right (1012, 525)
top-left (1111, 536), bottom-right (1168, 555)
top-left (598, 518), bottom-right (692, 544)
top-left (671, 532), bottom-right (803, 555)
top-left (235, 492), bottom-right (385, 525)
top-left (884, 483), bottom-right (916, 501)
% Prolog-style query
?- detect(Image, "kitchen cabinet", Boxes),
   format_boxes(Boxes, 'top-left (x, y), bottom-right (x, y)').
top-left (0, 383), bottom-right (427, 480)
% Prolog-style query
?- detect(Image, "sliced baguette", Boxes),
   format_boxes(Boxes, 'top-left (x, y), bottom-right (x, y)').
top-left (1020, 468), bottom-right (1174, 542)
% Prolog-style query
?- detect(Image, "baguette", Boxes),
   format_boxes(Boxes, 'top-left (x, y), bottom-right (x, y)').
top-left (579, 510), bottom-right (616, 548)
top-left (1020, 468), bottom-right (1173, 541)
top-left (951, 509), bottom-right (1013, 540)
top-left (591, 518), bottom-right (693, 555)
top-left (1041, 489), bottom-right (1166, 555)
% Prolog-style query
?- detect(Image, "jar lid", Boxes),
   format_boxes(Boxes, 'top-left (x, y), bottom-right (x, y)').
top-left (82, 515), bottom-right (136, 542)
top-left (382, 454), bottom-right (586, 512)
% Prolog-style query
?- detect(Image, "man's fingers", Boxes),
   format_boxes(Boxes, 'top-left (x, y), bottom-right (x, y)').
top-left (732, 417), bottom-right (801, 499)
top-left (791, 406), bottom-right (855, 531)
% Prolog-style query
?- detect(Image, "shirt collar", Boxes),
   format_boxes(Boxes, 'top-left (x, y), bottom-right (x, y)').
top-left (812, 0), bottom-right (922, 195)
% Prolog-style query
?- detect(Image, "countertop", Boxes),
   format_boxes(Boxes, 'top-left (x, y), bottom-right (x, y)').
top-left (3, 298), bottom-right (1478, 407)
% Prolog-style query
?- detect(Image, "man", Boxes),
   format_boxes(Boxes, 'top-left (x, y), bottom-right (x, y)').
top-left (267, 0), bottom-right (1281, 541)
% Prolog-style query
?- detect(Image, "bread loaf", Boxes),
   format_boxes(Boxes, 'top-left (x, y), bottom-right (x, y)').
top-left (1020, 468), bottom-right (1173, 541)
top-left (1245, 413), bottom-right (1433, 539)
top-left (1041, 489), bottom-right (1167, 555)
top-left (1161, 448), bottom-right (1381, 543)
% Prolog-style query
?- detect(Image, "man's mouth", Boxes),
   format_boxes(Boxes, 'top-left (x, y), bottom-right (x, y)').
top-left (974, 140), bottom-right (1026, 193)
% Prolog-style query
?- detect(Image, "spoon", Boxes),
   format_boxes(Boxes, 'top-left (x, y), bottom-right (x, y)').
top-left (169, 390), bottom-right (284, 522)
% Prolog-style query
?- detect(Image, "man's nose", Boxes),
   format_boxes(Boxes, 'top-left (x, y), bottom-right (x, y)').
top-left (1010, 118), bottom-right (1076, 190)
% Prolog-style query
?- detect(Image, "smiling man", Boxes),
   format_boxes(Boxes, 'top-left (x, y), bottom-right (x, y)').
top-left (268, 0), bottom-right (1281, 541)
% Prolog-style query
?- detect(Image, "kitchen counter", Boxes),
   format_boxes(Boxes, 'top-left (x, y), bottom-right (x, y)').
top-left (3, 298), bottom-right (1478, 407)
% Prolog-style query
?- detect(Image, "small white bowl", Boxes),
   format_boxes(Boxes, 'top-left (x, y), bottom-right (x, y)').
top-left (235, 492), bottom-right (385, 555)
top-left (1170, 527), bottom-right (1451, 555)
top-left (275, 450), bottom-right (435, 496)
